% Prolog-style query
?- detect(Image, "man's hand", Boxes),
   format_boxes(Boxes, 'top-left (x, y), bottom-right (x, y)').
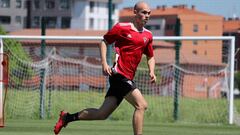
top-left (149, 72), bottom-right (156, 83)
top-left (102, 63), bottom-right (112, 76)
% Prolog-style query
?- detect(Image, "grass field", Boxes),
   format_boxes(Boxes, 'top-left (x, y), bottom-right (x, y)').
top-left (6, 90), bottom-right (240, 124)
top-left (1, 120), bottom-right (240, 135)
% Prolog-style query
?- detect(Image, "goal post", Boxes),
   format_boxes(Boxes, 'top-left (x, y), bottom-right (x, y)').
top-left (0, 35), bottom-right (236, 125)
top-left (0, 38), bottom-right (3, 127)
top-left (0, 38), bottom-right (9, 127)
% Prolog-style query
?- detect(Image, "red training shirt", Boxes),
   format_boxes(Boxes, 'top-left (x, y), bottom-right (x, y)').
top-left (103, 22), bottom-right (154, 80)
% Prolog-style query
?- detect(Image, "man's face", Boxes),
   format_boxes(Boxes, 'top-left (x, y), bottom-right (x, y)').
top-left (134, 3), bottom-right (151, 26)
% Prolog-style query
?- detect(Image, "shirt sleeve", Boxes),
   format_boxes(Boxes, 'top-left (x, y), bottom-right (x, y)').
top-left (103, 23), bottom-right (120, 44)
top-left (144, 36), bottom-right (154, 57)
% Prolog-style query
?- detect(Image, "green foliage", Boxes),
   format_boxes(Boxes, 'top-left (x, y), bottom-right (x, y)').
top-left (0, 26), bottom-right (6, 35)
top-left (0, 26), bottom-right (31, 60)
top-left (235, 71), bottom-right (240, 90)
top-left (0, 26), bottom-right (33, 84)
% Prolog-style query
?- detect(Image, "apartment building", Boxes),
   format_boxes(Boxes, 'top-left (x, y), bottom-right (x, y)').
top-left (0, 0), bottom-right (122, 32)
top-left (0, 0), bottom-right (27, 32)
top-left (29, 0), bottom-right (72, 29)
top-left (71, 0), bottom-right (122, 30)
top-left (120, 5), bottom-right (224, 66)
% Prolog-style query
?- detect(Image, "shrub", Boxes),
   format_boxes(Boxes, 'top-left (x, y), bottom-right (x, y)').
top-left (0, 26), bottom-right (33, 85)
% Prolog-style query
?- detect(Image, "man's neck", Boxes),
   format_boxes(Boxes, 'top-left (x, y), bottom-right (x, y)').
top-left (132, 21), bottom-right (144, 32)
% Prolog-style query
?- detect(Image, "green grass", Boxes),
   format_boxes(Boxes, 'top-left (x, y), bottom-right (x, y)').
top-left (5, 90), bottom-right (240, 124)
top-left (1, 120), bottom-right (240, 135)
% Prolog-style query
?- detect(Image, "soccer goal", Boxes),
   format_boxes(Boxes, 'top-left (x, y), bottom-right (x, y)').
top-left (0, 35), bottom-right (237, 126)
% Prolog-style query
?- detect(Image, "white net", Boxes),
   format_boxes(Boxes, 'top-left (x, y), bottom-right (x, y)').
top-left (1, 36), bottom-right (239, 124)
top-left (5, 48), bottom-right (106, 119)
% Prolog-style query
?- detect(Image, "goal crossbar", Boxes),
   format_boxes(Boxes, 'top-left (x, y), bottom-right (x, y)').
top-left (0, 35), bottom-right (235, 40)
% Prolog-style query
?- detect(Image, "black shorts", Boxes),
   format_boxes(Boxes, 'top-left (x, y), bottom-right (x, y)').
top-left (105, 73), bottom-right (136, 105)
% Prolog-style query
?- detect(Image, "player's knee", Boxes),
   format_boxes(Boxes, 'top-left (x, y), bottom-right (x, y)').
top-left (135, 102), bottom-right (148, 111)
top-left (143, 102), bottom-right (148, 110)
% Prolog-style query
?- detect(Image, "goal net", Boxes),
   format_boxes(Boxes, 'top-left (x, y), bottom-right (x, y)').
top-left (0, 35), bottom-right (238, 125)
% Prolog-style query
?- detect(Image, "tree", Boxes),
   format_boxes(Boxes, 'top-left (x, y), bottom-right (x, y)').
top-left (0, 26), bottom-right (33, 85)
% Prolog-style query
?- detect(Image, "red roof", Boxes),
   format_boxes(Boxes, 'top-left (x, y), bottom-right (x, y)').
top-left (120, 5), bottom-right (214, 17)
top-left (223, 19), bottom-right (240, 32)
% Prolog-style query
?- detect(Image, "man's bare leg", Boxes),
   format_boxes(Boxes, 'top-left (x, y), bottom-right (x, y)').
top-left (77, 96), bottom-right (118, 120)
top-left (125, 89), bottom-right (148, 135)
top-left (54, 96), bottom-right (118, 134)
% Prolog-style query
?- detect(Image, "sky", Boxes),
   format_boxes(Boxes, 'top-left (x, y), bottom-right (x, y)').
top-left (119, 0), bottom-right (240, 18)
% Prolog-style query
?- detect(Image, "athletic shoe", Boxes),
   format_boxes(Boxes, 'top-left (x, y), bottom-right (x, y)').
top-left (54, 111), bottom-right (68, 134)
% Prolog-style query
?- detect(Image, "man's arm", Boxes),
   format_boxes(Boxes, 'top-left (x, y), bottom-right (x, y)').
top-left (147, 56), bottom-right (156, 83)
top-left (99, 40), bottom-right (112, 76)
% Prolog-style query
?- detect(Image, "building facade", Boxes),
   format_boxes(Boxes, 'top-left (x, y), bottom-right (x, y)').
top-left (29, 0), bottom-right (72, 29)
top-left (0, 0), bottom-right (122, 32)
top-left (0, 0), bottom-right (27, 32)
top-left (120, 4), bottom-right (224, 67)
top-left (71, 0), bottom-right (122, 30)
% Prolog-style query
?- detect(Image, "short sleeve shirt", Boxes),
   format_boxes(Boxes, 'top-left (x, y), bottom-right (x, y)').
top-left (103, 22), bottom-right (154, 80)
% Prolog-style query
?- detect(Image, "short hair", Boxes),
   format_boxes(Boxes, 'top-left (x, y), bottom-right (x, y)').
top-left (134, 1), bottom-right (147, 11)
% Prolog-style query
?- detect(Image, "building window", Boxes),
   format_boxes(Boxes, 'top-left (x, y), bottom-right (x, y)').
top-left (193, 24), bottom-right (198, 32)
top-left (105, 3), bottom-right (108, 14)
top-left (45, 0), bottom-right (55, 9)
top-left (23, 0), bottom-right (27, 8)
top-left (61, 17), bottom-right (71, 28)
top-left (166, 24), bottom-right (174, 30)
top-left (205, 25), bottom-right (208, 31)
top-left (89, 18), bottom-right (94, 29)
top-left (0, 0), bottom-right (10, 8)
top-left (15, 16), bottom-right (21, 24)
top-left (193, 40), bottom-right (198, 45)
top-left (96, 2), bottom-right (99, 12)
top-left (222, 41), bottom-right (229, 64)
top-left (34, 0), bottom-right (40, 9)
top-left (0, 16), bottom-right (11, 24)
top-left (23, 16), bottom-right (27, 28)
top-left (45, 17), bottom-right (57, 28)
top-left (192, 50), bottom-right (198, 55)
top-left (145, 25), bottom-right (161, 30)
top-left (33, 16), bottom-right (40, 27)
top-left (204, 50), bottom-right (207, 55)
top-left (89, 1), bottom-right (94, 13)
top-left (60, 0), bottom-right (70, 10)
top-left (16, 0), bottom-right (21, 8)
